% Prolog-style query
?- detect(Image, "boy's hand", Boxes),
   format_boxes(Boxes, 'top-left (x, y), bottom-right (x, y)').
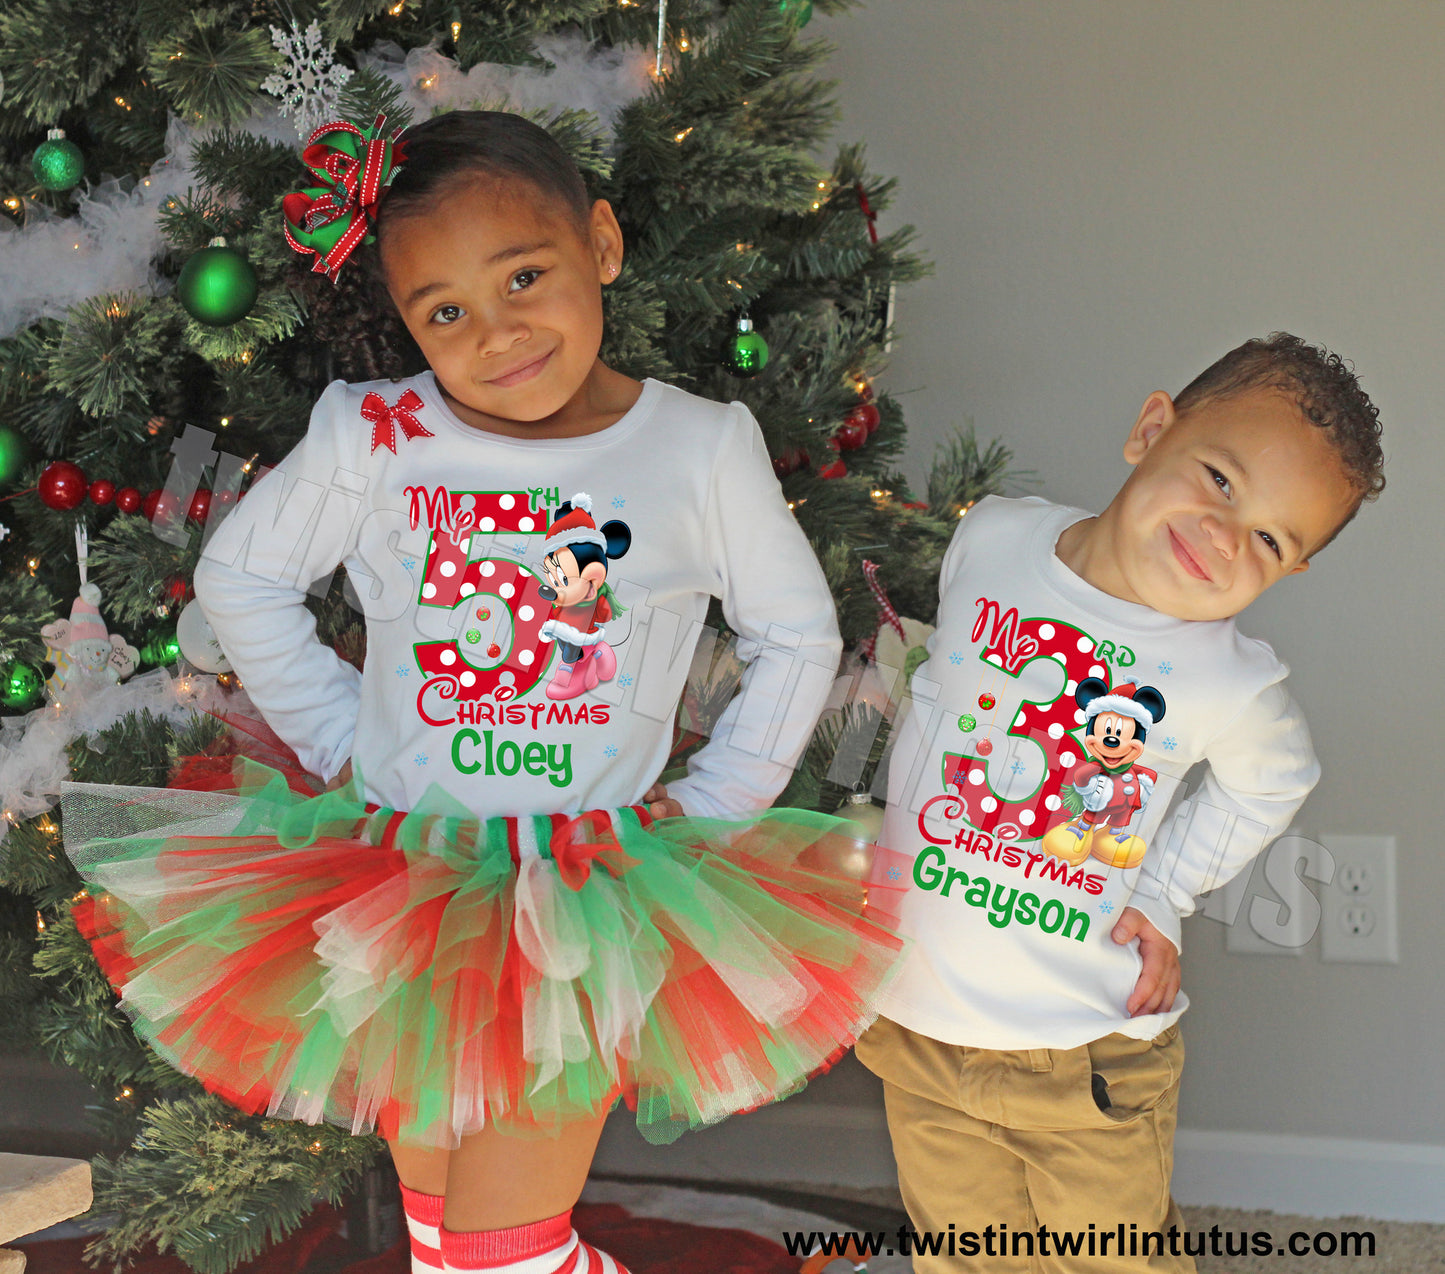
top-left (325, 760), bottom-right (354, 792)
top-left (642, 782), bottom-right (685, 820)
top-left (1113, 906), bottom-right (1181, 1016)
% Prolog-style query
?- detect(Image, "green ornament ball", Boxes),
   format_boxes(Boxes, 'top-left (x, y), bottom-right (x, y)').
top-left (0, 426), bottom-right (28, 487)
top-left (1, 659), bottom-right (45, 713)
top-left (139, 624), bottom-right (181, 670)
top-left (722, 318), bottom-right (770, 378)
top-left (958, 712), bottom-right (977, 733)
top-left (32, 130), bottom-right (85, 192)
top-left (465, 628), bottom-right (482, 644)
top-left (779, 0), bottom-right (814, 23)
top-left (177, 240), bottom-right (259, 326)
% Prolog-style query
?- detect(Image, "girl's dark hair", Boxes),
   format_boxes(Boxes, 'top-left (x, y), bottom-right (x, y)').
top-left (289, 111), bottom-right (591, 382)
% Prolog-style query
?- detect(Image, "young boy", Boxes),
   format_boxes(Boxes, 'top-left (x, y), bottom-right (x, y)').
top-left (857, 333), bottom-right (1384, 1271)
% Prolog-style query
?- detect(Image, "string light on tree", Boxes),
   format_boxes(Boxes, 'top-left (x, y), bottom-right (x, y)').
top-left (32, 129), bottom-right (85, 192)
top-left (177, 237), bottom-right (259, 326)
top-left (778, 0), bottom-right (814, 25)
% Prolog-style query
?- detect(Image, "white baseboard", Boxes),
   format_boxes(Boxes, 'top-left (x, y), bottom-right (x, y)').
top-left (1173, 1128), bottom-right (1445, 1223)
top-left (595, 1106), bottom-right (1445, 1224)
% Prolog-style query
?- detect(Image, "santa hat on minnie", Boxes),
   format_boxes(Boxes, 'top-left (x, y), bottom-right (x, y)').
top-left (540, 493), bottom-right (607, 558)
top-left (1082, 682), bottom-right (1163, 730)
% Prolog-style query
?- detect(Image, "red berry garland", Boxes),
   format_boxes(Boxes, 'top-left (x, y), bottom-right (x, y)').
top-left (772, 447), bottom-right (810, 478)
top-left (38, 461), bottom-right (88, 511)
top-left (846, 402), bottom-right (881, 435)
top-left (834, 417), bottom-right (869, 451)
top-left (36, 462), bottom-right (219, 523)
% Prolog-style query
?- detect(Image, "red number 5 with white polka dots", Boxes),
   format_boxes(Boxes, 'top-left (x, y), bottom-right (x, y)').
top-left (940, 599), bottom-right (1110, 842)
top-left (409, 489), bottom-right (553, 714)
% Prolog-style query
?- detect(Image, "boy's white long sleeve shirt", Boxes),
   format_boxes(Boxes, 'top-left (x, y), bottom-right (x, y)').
top-left (194, 374), bottom-right (841, 820)
top-left (875, 496), bottom-right (1319, 1049)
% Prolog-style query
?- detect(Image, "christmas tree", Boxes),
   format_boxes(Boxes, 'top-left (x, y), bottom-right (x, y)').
top-left (0, 1), bottom-right (1014, 1267)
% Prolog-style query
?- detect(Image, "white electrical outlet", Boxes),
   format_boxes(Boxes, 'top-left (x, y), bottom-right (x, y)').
top-left (1320, 835), bottom-right (1399, 964)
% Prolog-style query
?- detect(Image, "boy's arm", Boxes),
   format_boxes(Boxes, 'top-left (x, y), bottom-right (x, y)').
top-left (663, 405), bottom-right (843, 818)
top-left (193, 381), bottom-right (367, 783)
top-left (1128, 679), bottom-right (1321, 953)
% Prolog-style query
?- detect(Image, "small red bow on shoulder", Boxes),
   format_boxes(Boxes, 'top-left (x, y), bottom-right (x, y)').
top-left (361, 388), bottom-right (434, 453)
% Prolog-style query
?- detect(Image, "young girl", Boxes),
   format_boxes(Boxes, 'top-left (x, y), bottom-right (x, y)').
top-left (61, 111), bottom-right (902, 1274)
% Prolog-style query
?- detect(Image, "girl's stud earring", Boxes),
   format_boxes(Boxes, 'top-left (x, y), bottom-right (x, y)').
top-left (607, 263), bottom-right (619, 278)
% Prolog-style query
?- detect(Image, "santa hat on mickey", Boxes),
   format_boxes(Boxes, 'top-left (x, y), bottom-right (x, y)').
top-left (540, 493), bottom-right (607, 558)
top-left (1082, 682), bottom-right (1161, 730)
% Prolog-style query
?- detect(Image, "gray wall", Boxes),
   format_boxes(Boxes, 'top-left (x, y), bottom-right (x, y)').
top-left (816, 1), bottom-right (1444, 1144)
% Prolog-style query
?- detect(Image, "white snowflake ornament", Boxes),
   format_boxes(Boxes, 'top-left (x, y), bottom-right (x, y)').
top-left (261, 20), bottom-right (354, 139)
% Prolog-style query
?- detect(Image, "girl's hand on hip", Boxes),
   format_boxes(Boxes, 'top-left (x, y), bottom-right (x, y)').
top-left (325, 760), bottom-right (354, 792)
top-left (642, 782), bottom-right (684, 820)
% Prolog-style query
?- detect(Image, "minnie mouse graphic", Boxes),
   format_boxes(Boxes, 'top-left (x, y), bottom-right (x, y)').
top-left (537, 493), bottom-right (632, 701)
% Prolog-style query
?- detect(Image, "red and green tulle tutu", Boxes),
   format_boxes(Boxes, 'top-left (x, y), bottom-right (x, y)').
top-left (60, 756), bottom-right (904, 1150)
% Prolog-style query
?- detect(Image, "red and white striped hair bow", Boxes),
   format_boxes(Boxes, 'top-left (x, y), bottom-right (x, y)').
top-left (281, 113), bottom-right (406, 283)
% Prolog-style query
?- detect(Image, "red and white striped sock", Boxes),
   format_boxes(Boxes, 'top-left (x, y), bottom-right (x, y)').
top-left (439, 1208), bottom-right (631, 1274)
top-left (398, 1181), bottom-right (446, 1271)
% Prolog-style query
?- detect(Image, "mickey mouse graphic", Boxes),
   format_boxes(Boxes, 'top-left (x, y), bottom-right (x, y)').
top-left (1041, 678), bottom-right (1167, 870)
top-left (537, 493), bottom-right (631, 701)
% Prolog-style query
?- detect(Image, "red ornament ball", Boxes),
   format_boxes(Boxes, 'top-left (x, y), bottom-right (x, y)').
top-left (487, 643), bottom-right (502, 659)
top-left (772, 447), bottom-right (809, 478)
top-left (975, 738), bottom-right (994, 756)
top-left (188, 488), bottom-right (212, 524)
top-left (115, 486), bottom-right (141, 514)
top-left (846, 403), bottom-right (882, 436)
top-left (978, 692), bottom-right (996, 710)
top-left (141, 489), bottom-right (162, 520)
top-left (818, 458), bottom-right (847, 480)
top-left (835, 418), bottom-right (869, 451)
top-left (88, 478), bottom-right (116, 506)
top-left (39, 461), bottom-right (88, 511)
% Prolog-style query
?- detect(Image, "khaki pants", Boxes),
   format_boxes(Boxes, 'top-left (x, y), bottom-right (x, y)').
top-left (855, 1016), bottom-right (1194, 1273)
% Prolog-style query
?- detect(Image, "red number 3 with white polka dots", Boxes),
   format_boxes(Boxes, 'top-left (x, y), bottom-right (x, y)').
top-left (410, 489), bottom-right (554, 716)
top-left (940, 599), bottom-right (1111, 842)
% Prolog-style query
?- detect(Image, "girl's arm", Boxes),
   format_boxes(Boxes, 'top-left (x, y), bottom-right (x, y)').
top-left (665, 405), bottom-right (843, 818)
top-left (193, 381), bottom-right (368, 783)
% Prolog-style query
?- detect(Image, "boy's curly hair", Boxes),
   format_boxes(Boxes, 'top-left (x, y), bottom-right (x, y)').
top-left (1173, 332), bottom-right (1384, 549)
top-left (286, 111), bottom-right (592, 384)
